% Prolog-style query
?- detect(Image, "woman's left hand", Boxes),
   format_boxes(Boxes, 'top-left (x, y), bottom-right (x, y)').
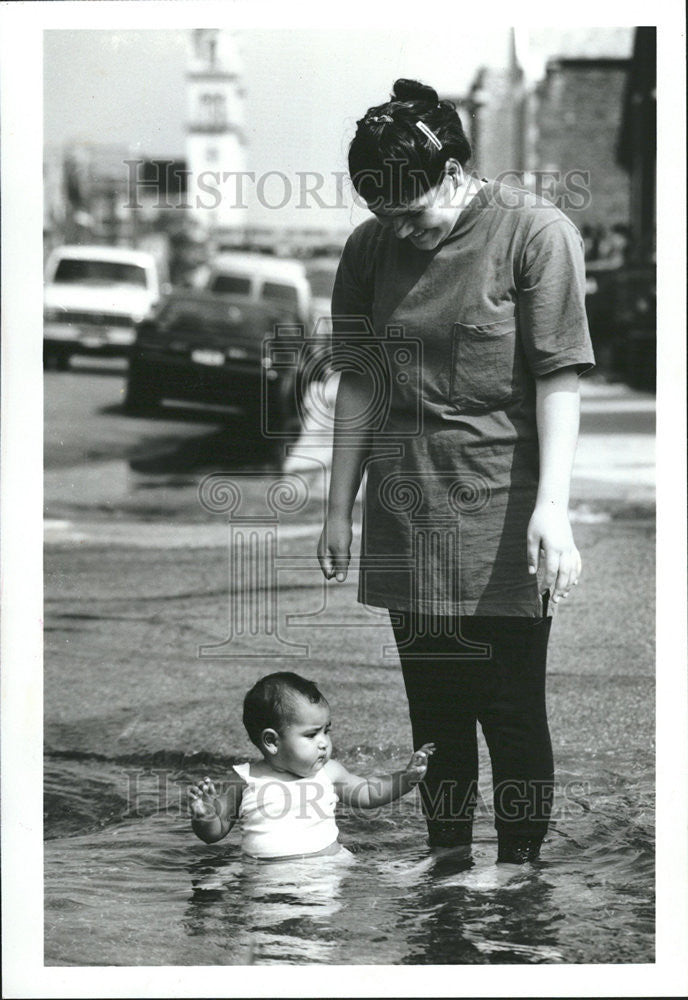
top-left (527, 503), bottom-right (581, 604)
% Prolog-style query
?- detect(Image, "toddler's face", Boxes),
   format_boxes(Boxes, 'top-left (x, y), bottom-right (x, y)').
top-left (271, 697), bottom-right (332, 778)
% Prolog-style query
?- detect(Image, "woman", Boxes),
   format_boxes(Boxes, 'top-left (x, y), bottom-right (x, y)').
top-left (317, 79), bottom-right (594, 864)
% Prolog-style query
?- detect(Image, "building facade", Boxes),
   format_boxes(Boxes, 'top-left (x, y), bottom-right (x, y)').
top-left (534, 56), bottom-right (631, 232)
top-left (617, 27), bottom-right (656, 259)
top-left (464, 33), bottom-right (635, 241)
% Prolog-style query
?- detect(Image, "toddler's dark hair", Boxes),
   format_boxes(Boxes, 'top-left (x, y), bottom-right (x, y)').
top-left (242, 672), bottom-right (328, 748)
top-left (348, 78), bottom-right (472, 210)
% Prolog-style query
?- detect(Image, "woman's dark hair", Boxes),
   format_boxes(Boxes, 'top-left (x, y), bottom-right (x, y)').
top-left (348, 78), bottom-right (472, 210)
top-left (242, 672), bottom-right (328, 748)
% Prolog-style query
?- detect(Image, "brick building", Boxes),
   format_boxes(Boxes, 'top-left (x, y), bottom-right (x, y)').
top-left (463, 31), bottom-right (637, 239)
top-left (534, 56), bottom-right (631, 231)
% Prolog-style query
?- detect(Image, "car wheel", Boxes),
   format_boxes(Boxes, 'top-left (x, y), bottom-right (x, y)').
top-left (56, 349), bottom-right (72, 371)
top-left (124, 362), bottom-right (162, 415)
top-left (267, 375), bottom-right (303, 440)
top-left (44, 345), bottom-right (71, 371)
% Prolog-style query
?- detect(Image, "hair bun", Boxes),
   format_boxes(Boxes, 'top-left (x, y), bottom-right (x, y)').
top-left (392, 78), bottom-right (439, 105)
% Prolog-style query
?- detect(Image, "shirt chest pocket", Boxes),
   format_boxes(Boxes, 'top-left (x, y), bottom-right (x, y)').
top-left (449, 317), bottom-right (520, 413)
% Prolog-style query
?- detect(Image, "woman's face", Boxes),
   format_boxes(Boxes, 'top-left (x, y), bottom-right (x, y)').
top-left (368, 173), bottom-right (460, 251)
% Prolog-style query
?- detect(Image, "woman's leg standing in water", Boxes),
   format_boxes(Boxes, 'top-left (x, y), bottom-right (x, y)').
top-left (391, 611), bottom-right (554, 862)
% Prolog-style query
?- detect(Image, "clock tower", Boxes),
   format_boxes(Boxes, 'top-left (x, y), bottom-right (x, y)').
top-left (185, 29), bottom-right (247, 238)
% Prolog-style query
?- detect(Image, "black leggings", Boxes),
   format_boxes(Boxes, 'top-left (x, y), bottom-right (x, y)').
top-left (391, 608), bottom-right (554, 859)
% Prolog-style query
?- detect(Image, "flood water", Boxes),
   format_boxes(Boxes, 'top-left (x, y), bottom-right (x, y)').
top-left (44, 743), bottom-right (654, 966)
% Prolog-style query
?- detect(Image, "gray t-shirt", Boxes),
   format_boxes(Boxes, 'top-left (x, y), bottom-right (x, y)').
top-left (331, 180), bottom-right (595, 617)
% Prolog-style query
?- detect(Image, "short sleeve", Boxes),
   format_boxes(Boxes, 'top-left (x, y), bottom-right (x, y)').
top-left (516, 217), bottom-right (595, 377)
top-left (228, 766), bottom-right (248, 819)
top-left (329, 224), bottom-right (377, 372)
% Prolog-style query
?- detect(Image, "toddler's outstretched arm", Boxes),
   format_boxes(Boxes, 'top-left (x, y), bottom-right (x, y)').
top-left (327, 743), bottom-right (435, 809)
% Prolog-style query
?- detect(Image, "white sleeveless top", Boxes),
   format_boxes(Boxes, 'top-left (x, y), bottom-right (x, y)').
top-left (233, 762), bottom-right (339, 860)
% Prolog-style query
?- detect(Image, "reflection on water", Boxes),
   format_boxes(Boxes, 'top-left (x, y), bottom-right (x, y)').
top-left (185, 850), bottom-right (356, 965)
top-left (44, 748), bottom-right (654, 966)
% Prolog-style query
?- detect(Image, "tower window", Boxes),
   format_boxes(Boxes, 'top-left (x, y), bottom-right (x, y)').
top-left (199, 93), bottom-right (227, 127)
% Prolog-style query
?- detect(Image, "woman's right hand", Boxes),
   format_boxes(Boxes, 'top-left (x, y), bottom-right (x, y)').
top-left (317, 516), bottom-right (352, 582)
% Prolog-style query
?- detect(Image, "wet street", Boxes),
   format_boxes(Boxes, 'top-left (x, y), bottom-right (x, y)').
top-left (45, 358), bottom-right (281, 477)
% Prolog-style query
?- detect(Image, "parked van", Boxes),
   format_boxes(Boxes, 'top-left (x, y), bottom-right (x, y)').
top-left (44, 245), bottom-right (164, 368)
top-left (202, 252), bottom-right (312, 329)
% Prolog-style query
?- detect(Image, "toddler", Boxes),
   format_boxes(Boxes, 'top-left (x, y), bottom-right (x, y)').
top-left (187, 671), bottom-right (434, 861)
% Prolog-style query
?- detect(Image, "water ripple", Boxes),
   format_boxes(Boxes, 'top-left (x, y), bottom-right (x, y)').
top-left (44, 749), bottom-right (654, 965)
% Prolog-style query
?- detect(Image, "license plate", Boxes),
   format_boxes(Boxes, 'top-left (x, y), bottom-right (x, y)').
top-left (191, 349), bottom-right (225, 367)
top-left (80, 327), bottom-right (105, 348)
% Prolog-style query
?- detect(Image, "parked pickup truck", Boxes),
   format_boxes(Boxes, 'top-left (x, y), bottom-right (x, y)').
top-left (43, 245), bottom-right (165, 369)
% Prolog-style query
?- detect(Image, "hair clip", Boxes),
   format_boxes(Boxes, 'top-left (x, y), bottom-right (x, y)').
top-left (415, 120), bottom-right (442, 150)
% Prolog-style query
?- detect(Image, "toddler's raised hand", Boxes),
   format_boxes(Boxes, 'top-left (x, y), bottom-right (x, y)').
top-left (187, 776), bottom-right (221, 821)
top-left (405, 743), bottom-right (435, 785)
